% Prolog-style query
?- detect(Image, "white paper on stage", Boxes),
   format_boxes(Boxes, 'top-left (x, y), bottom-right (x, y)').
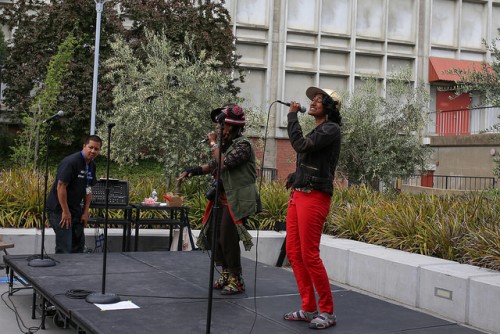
top-left (94, 300), bottom-right (140, 311)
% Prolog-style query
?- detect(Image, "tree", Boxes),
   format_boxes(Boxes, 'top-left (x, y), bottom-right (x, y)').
top-left (101, 31), bottom-right (253, 182)
top-left (453, 37), bottom-right (500, 108)
top-left (338, 68), bottom-right (432, 189)
top-left (118, 0), bottom-right (242, 95)
top-left (0, 28), bottom-right (7, 107)
top-left (0, 0), bottom-right (124, 148)
top-left (0, 0), bottom-right (239, 151)
top-left (452, 37), bottom-right (500, 177)
top-left (10, 34), bottom-right (78, 168)
top-left (0, 29), bottom-right (6, 66)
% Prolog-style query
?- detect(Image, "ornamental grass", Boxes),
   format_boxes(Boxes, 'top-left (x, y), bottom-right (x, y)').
top-left (1, 169), bottom-right (499, 270)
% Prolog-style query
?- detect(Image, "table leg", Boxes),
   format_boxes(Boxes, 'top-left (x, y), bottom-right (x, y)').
top-left (121, 223), bottom-right (126, 252)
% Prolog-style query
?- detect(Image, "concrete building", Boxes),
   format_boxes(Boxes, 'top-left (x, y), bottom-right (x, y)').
top-left (217, 0), bottom-right (500, 188)
top-left (1, 0), bottom-right (499, 188)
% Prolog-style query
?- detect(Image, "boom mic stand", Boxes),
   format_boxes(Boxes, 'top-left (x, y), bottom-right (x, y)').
top-left (86, 123), bottom-right (120, 304)
top-left (205, 119), bottom-right (225, 334)
top-left (29, 121), bottom-right (56, 267)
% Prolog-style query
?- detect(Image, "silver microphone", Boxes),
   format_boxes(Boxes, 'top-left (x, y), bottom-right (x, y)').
top-left (200, 138), bottom-right (208, 143)
top-left (277, 100), bottom-right (306, 113)
top-left (42, 110), bottom-right (64, 123)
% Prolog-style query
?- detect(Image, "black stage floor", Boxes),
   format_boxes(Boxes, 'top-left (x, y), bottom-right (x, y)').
top-left (4, 251), bottom-right (483, 334)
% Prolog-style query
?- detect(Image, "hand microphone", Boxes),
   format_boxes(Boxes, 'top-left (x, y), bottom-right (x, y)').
top-left (42, 110), bottom-right (64, 123)
top-left (200, 138), bottom-right (208, 144)
top-left (277, 100), bottom-right (306, 113)
top-left (215, 112), bottom-right (226, 122)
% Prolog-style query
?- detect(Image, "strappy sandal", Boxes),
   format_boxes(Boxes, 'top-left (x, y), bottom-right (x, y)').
top-left (309, 312), bottom-right (337, 329)
top-left (283, 310), bottom-right (318, 322)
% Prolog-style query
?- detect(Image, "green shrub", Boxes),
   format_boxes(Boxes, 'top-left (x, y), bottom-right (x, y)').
top-left (326, 187), bottom-right (500, 270)
top-left (1, 167), bottom-right (499, 271)
top-left (0, 169), bottom-right (50, 228)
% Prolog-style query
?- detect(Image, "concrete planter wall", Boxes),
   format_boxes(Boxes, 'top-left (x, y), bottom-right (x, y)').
top-left (1, 228), bottom-right (499, 334)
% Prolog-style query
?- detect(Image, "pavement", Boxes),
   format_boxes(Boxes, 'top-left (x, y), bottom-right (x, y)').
top-left (0, 276), bottom-right (69, 334)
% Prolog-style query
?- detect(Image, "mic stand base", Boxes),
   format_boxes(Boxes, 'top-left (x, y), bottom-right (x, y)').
top-left (28, 258), bottom-right (56, 267)
top-left (86, 292), bottom-right (120, 304)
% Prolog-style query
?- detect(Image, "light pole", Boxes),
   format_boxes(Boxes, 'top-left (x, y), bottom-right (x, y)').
top-left (90, 0), bottom-right (109, 135)
top-left (0, 64), bottom-right (3, 111)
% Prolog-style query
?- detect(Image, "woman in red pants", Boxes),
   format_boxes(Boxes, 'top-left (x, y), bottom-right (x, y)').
top-left (283, 87), bottom-right (342, 330)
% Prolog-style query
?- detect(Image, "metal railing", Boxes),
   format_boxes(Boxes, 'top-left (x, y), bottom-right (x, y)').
top-left (426, 106), bottom-right (500, 136)
top-left (403, 174), bottom-right (496, 191)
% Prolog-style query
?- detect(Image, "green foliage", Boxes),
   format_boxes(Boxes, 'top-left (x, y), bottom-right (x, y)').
top-left (101, 30), bottom-right (255, 179)
top-left (2, 167), bottom-right (499, 271)
top-left (249, 181), bottom-right (290, 230)
top-left (120, 0), bottom-right (241, 92)
top-left (339, 68), bottom-right (432, 188)
top-left (452, 36), bottom-right (500, 177)
top-left (453, 36), bottom-right (500, 108)
top-left (0, 0), bottom-right (239, 150)
top-left (0, 0), bottom-right (124, 147)
top-left (325, 186), bottom-right (500, 270)
top-left (0, 169), bottom-right (48, 228)
top-left (10, 34), bottom-right (78, 168)
top-left (0, 125), bottom-right (15, 159)
top-left (0, 29), bottom-right (7, 66)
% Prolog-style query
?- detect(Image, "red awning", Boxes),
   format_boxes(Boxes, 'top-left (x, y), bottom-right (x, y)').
top-left (428, 57), bottom-right (489, 82)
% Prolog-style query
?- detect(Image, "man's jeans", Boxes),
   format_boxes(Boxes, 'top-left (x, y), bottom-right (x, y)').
top-left (48, 211), bottom-right (85, 254)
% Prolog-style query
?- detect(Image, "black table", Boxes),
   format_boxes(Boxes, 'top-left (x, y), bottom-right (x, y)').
top-left (131, 203), bottom-right (196, 252)
top-left (88, 204), bottom-right (133, 252)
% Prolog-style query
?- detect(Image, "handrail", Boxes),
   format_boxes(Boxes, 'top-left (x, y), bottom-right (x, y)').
top-left (403, 174), bottom-right (496, 190)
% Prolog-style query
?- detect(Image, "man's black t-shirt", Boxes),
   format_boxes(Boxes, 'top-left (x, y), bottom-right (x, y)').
top-left (46, 151), bottom-right (97, 218)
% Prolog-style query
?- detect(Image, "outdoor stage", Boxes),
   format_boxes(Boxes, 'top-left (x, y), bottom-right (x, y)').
top-left (3, 251), bottom-right (483, 334)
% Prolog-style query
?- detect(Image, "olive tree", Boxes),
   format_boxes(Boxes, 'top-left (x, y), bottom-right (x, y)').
top-left (339, 68), bottom-right (432, 189)
top-left (100, 31), bottom-right (257, 182)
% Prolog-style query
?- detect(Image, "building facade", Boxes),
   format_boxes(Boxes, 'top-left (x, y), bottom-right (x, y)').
top-left (1, 0), bottom-right (499, 187)
top-left (221, 0), bottom-right (500, 186)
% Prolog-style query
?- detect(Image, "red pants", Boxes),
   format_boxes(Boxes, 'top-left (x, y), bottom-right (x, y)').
top-left (286, 190), bottom-right (334, 314)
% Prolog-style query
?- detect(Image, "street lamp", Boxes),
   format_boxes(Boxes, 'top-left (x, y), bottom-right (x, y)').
top-left (90, 0), bottom-right (109, 135)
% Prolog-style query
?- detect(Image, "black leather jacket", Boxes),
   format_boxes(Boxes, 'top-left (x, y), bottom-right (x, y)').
top-left (287, 112), bottom-right (341, 195)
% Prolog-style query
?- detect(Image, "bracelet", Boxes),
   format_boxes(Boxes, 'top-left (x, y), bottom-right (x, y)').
top-left (210, 143), bottom-right (218, 151)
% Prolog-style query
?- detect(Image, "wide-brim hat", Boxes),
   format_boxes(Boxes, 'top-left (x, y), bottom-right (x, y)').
top-left (210, 105), bottom-right (246, 126)
top-left (305, 87), bottom-right (342, 112)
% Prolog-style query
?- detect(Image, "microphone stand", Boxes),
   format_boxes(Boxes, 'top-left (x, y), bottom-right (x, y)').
top-left (29, 121), bottom-right (56, 267)
top-left (205, 120), bottom-right (224, 334)
top-left (86, 123), bottom-right (120, 304)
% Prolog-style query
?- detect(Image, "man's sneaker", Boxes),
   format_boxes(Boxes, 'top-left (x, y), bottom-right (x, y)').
top-left (309, 312), bottom-right (337, 330)
top-left (213, 271), bottom-right (229, 290)
top-left (283, 310), bottom-right (318, 322)
top-left (220, 273), bottom-right (245, 295)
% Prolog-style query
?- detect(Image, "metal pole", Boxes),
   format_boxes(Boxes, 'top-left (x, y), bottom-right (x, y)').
top-left (0, 65), bottom-right (3, 108)
top-left (90, 0), bottom-right (107, 135)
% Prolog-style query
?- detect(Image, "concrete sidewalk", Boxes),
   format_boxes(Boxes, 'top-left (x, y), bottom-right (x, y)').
top-left (0, 278), bottom-right (69, 333)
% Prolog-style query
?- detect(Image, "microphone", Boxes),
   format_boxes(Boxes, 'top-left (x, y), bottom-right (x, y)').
top-left (277, 100), bottom-right (306, 113)
top-left (215, 112), bottom-right (226, 122)
top-left (200, 138), bottom-right (208, 144)
top-left (42, 110), bottom-right (64, 123)
top-left (108, 123), bottom-right (116, 129)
